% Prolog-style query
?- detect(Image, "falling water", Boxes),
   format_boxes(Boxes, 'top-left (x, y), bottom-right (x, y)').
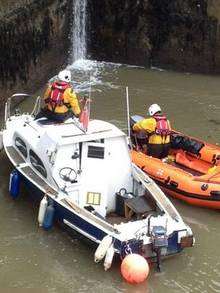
top-left (72, 0), bottom-right (87, 62)
top-left (69, 0), bottom-right (121, 93)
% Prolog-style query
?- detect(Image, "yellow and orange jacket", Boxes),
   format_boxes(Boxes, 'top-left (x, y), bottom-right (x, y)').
top-left (44, 82), bottom-right (81, 116)
top-left (133, 116), bottom-right (171, 144)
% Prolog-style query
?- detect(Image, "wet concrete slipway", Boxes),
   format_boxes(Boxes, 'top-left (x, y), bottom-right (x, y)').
top-left (1, 59), bottom-right (220, 293)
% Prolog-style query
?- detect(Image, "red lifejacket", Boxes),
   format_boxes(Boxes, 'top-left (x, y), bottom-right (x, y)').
top-left (153, 114), bottom-right (171, 136)
top-left (45, 81), bottom-right (70, 111)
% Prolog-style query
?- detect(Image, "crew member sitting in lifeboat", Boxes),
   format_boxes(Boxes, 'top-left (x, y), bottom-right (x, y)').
top-left (132, 103), bottom-right (171, 159)
top-left (36, 70), bottom-right (81, 122)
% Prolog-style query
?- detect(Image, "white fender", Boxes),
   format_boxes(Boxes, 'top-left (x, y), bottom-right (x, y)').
top-left (94, 235), bottom-right (112, 263)
top-left (104, 243), bottom-right (115, 271)
top-left (0, 131), bottom-right (3, 151)
top-left (38, 196), bottom-right (48, 226)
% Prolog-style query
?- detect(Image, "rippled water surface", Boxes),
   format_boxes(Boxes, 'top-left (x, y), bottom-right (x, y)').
top-left (1, 60), bottom-right (220, 292)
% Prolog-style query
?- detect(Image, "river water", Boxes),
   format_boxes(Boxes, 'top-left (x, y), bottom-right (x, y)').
top-left (1, 60), bottom-right (220, 292)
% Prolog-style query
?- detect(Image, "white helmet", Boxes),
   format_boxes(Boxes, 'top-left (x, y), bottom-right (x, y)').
top-left (148, 103), bottom-right (161, 116)
top-left (58, 70), bottom-right (71, 82)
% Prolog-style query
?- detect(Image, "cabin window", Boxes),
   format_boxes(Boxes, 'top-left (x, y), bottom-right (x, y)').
top-left (86, 192), bottom-right (101, 205)
top-left (88, 146), bottom-right (104, 159)
top-left (29, 150), bottom-right (47, 178)
top-left (15, 137), bottom-right (27, 158)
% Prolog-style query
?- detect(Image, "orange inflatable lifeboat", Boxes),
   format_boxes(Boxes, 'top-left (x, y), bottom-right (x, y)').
top-left (130, 115), bottom-right (220, 209)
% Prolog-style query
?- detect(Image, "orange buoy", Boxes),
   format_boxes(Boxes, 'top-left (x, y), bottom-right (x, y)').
top-left (121, 253), bottom-right (149, 284)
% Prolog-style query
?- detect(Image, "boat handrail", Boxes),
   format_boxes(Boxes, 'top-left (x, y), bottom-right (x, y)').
top-left (5, 93), bottom-right (33, 123)
top-left (31, 96), bottom-right (41, 117)
top-left (61, 129), bottom-right (112, 138)
top-left (131, 163), bottom-right (182, 222)
top-left (63, 198), bottom-right (120, 234)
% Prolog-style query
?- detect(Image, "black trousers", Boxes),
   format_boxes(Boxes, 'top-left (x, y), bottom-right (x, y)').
top-left (35, 108), bottom-right (72, 123)
top-left (147, 143), bottom-right (171, 159)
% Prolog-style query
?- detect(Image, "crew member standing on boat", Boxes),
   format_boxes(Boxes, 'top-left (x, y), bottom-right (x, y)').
top-left (132, 104), bottom-right (171, 159)
top-left (36, 70), bottom-right (81, 122)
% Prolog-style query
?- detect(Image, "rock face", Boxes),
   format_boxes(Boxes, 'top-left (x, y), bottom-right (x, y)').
top-left (0, 0), bottom-right (72, 100)
top-left (2, 0), bottom-right (220, 102)
top-left (148, 0), bottom-right (219, 73)
top-left (88, 0), bottom-right (220, 73)
top-left (88, 0), bottom-right (152, 67)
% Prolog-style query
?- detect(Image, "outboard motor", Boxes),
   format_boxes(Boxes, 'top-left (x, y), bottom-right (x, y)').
top-left (150, 226), bottom-right (168, 272)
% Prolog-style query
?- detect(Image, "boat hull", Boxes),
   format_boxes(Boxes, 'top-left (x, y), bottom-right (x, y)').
top-left (131, 149), bottom-right (220, 210)
top-left (157, 181), bottom-right (220, 209)
top-left (21, 173), bottom-right (184, 260)
top-left (2, 110), bottom-right (193, 271)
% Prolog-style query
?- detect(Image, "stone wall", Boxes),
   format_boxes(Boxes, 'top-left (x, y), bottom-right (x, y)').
top-left (0, 0), bottom-right (72, 101)
top-left (2, 0), bottom-right (220, 102)
top-left (148, 0), bottom-right (218, 73)
top-left (88, 1), bottom-right (152, 67)
top-left (88, 0), bottom-right (220, 73)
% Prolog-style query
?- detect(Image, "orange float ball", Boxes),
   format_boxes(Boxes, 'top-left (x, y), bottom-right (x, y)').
top-left (121, 253), bottom-right (149, 284)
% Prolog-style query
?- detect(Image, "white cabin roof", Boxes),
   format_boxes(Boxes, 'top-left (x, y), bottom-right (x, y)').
top-left (29, 118), bottom-right (126, 146)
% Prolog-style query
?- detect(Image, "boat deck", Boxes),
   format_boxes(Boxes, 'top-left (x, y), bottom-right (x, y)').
top-left (172, 161), bottom-right (203, 176)
top-left (106, 213), bottom-right (130, 225)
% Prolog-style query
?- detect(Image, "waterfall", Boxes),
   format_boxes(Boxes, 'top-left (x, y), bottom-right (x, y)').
top-left (72, 0), bottom-right (87, 62)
